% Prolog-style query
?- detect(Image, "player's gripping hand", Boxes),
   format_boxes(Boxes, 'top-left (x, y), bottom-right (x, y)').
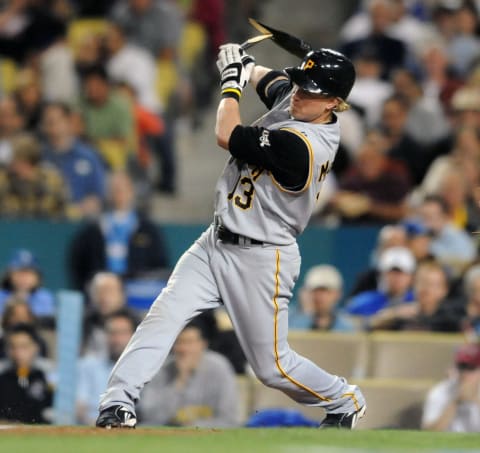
top-left (217, 43), bottom-right (254, 101)
top-left (241, 52), bottom-right (255, 83)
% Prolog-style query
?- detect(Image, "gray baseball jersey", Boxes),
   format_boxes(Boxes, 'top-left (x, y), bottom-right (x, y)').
top-left (215, 117), bottom-right (339, 245)
top-left (99, 71), bottom-right (365, 422)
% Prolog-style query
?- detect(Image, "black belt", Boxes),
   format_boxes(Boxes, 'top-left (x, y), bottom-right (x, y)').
top-left (216, 225), bottom-right (263, 246)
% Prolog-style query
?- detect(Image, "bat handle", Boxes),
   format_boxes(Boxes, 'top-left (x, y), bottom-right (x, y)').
top-left (240, 34), bottom-right (273, 51)
top-left (241, 40), bottom-right (254, 51)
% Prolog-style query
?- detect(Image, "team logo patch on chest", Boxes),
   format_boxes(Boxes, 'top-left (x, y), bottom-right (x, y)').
top-left (259, 130), bottom-right (271, 148)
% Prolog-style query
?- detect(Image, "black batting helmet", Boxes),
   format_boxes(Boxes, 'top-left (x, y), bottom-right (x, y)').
top-left (285, 49), bottom-right (356, 100)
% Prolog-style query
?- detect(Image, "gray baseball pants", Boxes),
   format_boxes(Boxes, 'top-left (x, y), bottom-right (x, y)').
top-left (99, 226), bottom-right (365, 414)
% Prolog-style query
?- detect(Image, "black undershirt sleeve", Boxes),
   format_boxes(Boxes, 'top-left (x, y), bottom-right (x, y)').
top-left (228, 125), bottom-right (310, 191)
top-left (256, 70), bottom-right (292, 110)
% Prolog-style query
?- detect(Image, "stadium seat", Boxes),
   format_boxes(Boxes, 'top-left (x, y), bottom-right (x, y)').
top-left (287, 331), bottom-right (369, 379)
top-left (367, 331), bottom-right (465, 380)
top-left (156, 59), bottom-right (178, 107)
top-left (350, 378), bottom-right (435, 430)
top-left (249, 376), bottom-right (434, 429)
top-left (67, 19), bottom-right (109, 55)
top-left (0, 58), bottom-right (18, 93)
top-left (236, 375), bottom-right (254, 424)
top-left (179, 21), bottom-right (207, 71)
top-left (250, 377), bottom-right (325, 423)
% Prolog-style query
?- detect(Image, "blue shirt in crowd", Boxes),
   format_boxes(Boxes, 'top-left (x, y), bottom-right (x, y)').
top-left (289, 308), bottom-right (356, 332)
top-left (43, 140), bottom-right (106, 203)
top-left (76, 354), bottom-right (114, 425)
top-left (345, 289), bottom-right (415, 317)
top-left (0, 288), bottom-right (56, 317)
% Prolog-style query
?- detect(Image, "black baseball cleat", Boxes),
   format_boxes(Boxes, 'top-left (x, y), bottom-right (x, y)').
top-left (320, 405), bottom-right (366, 429)
top-left (96, 405), bottom-right (137, 429)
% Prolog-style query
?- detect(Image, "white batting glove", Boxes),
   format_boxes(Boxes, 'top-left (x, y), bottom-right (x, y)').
top-left (217, 43), bottom-right (252, 100)
top-left (241, 53), bottom-right (255, 84)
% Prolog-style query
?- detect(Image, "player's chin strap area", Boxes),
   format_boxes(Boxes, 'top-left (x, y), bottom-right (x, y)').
top-left (214, 216), bottom-right (264, 246)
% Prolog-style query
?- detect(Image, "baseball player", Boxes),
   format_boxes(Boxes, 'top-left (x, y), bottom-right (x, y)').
top-left (96, 44), bottom-right (366, 429)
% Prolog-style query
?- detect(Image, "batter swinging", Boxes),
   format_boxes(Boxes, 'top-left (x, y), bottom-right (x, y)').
top-left (96, 44), bottom-right (366, 429)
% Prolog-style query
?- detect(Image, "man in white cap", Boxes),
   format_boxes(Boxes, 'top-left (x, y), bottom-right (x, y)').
top-left (290, 265), bottom-right (355, 332)
top-left (345, 246), bottom-right (416, 319)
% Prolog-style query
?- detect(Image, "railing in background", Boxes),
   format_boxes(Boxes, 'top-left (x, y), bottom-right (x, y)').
top-left (0, 221), bottom-right (380, 304)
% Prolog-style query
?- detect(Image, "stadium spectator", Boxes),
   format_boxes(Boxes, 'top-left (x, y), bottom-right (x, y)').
top-left (290, 265), bottom-right (356, 332)
top-left (0, 96), bottom-right (25, 166)
top-left (447, 2), bottom-right (480, 78)
top-left (340, 0), bottom-right (432, 52)
top-left (347, 47), bottom-right (393, 127)
top-left (77, 66), bottom-right (135, 170)
top-left (190, 0), bottom-right (225, 58)
top-left (189, 0), bottom-right (226, 111)
top-left (37, 18), bottom-right (77, 104)
top-left (422, 343), bottom-right (480, 432)
top-left (350, 224), bottom-right (409, 296)
top-left (0, 133), bottom-right (68, 219)
top-left (41, 102), bottom-right (106, 219)
top-left (115, 82), bottom-right (162, 166)
top-left (69, 172), bottom-right (168, 290)
top-left (392, 68), bottom-right (451, 147)
top-left (340, 0), bottom-right (407, 79)
top-left (420, 41), bottom-right (464, 113)
top-left (105, 22), bottom-right (161, 114)
top-left (369, 260), bottom-right (463, 332)
top-left (431, 1), bottom-right (458, 43)
top-left (387, 0), bottom-right (435, 53)
top-left (82, 272), bottom-right (133, 357)
top-left (0, 298), bottom-right (49, 359)
top-left (116, 81), bottom-right (176, 195)
top-left (76, 309), bottom-right (138, 425)
top-left (0, 324), bottom-right (53, 424)
top-left (138, 321), bottom-right (239, 427)
top-left (436, 168), bottom-right (476, 232)
top-left (420, 127), bottom-right (480, 232)
top-left (195, 310), bottom-right (246, 374)
top-left (330, 130), bottom-right (411, 224)
top-left (74, 34), bottom-right (104, 80)
top-left (0, 0), bottom-right (66, 64)
top-left (0, 249), bottom-right (55, 319)
top-left (462, 265), bottom-right (480, 339)
top-left (403, 220), bottom-right (433, 263)
top-left (13, 69), bottom-right (45, 133)
top-left (449, 84), bottom-right (480, 130)
top-left (380, 94), bottom-right (426, 185)
top-left (418, 195), bottom-right (476, 269)
top-left (346, 246), bottom-right (416, 320)
top-left (110, 0), bottom-right (183, 59)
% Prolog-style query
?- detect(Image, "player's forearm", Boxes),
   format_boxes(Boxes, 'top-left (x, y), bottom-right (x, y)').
top-left (215, 98), bottom-right (242, 150)
top-left (249, 65), bottom-right (273, 90)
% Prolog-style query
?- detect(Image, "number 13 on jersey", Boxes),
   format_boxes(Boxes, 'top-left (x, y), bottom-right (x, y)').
top-left (227, 167), bottom-right (263, 210)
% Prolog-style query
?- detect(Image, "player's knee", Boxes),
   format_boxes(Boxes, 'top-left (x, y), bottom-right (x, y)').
top-left (255, 367), bottom-right (284, 388)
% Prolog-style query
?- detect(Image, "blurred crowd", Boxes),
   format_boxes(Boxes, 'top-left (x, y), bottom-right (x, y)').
top-left (0, 0), bottom-right (265, 216)
top-left (0, 0), bottom-right (479, 433)
top-left (316, 0), bottom-right (480, 235)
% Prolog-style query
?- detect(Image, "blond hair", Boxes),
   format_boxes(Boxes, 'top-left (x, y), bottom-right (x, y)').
top-left (334, 98), bottom-right (350, 113)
